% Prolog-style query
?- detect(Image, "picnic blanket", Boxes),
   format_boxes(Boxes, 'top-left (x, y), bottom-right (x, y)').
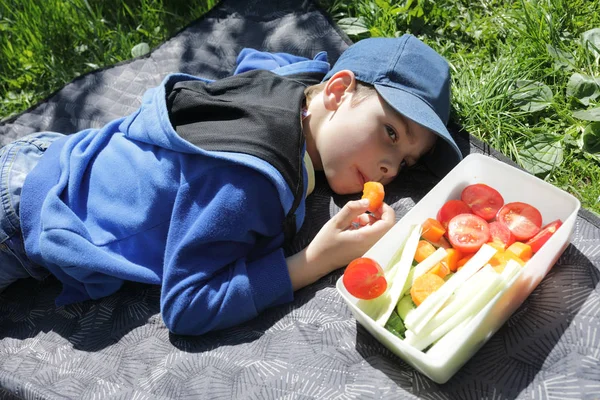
top-left (0, 0), bottom-right (599, 398)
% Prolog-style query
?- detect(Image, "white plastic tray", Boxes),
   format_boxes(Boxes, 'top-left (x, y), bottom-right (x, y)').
top-left (335, 153), bottom-right (581, 383)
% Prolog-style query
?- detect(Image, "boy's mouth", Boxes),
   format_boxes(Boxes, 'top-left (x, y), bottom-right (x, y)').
top-left (357, 169), bottom-right (367, 187)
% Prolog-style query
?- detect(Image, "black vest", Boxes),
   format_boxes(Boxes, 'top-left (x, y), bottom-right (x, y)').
top-left (166, 69), bottom-right (325, 242)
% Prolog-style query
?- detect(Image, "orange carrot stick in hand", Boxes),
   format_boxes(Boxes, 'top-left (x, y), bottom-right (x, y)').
top-left (362, 181), bottom-right (385, 213)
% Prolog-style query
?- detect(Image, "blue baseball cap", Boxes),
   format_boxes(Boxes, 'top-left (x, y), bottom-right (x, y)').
top-left (323, 34), bottom-right (463, 177)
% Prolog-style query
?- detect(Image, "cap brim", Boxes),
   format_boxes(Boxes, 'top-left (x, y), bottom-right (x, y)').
top-left (375, 84), bottom-right (463, 178)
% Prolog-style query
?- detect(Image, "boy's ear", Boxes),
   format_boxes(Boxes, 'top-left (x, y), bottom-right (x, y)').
top-left (322, 69), bottom-right (356, 111)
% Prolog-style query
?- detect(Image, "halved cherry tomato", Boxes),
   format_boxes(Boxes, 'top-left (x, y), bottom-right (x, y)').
top-left (526, 219), bottom-right (562, 253)
top-left (421, 218), bottom-right (446, 243)
top-left (496, 202), bottom-right (542, 241)
top-left (362, 181), bottom-right (385, 213)
top-left (488, 221), bottom-right (515, 250)
top-left (461, 183), bottom-right (504, 221)
top-left (447, 213), bottom-right (491, 253)
top-left (437, 199), bottom-right (472, 229)
top-left (342, 257), bottom-right (387, 300)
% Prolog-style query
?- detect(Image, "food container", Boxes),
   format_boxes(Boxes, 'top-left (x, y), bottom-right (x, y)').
top-left (335, 153), bottom-right (581, 383)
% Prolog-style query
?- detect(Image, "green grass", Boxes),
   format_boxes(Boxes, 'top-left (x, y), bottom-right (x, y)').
top-left (0, 0), bottom-right (215, 117)
top-left (1, 0), bottom-right (600, 214)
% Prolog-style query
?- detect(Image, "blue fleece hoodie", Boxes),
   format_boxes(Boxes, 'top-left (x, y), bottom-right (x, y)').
top-left (20, 49), bottom-right (330, 335)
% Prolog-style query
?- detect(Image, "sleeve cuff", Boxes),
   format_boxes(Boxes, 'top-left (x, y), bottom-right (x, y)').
top-left (246, 248), bottom-right (294, 312)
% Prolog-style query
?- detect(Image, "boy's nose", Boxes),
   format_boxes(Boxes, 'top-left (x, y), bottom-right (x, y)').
top-left (379, 164), bottom-right (398, 182)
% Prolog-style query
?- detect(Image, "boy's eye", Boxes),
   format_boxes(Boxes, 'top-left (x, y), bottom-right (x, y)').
top-left (400, 160), bottom-right (407, 169)
top-left (385, 125), bottom-right (398, 143)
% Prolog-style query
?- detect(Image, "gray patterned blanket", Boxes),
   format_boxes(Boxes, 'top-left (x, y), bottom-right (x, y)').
top-left (0, 0), bottom-right (598, 398)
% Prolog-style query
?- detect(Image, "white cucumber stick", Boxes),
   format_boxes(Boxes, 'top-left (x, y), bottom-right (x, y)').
top-left (356, 224), bottom-right (417, 320)
top-left (423, 259), bottom-right (523, 356)
top-left (405, 265), bottom-right (503, 350)
top-left (373, 224), bottom-right (422, 327)
top-left (421, 265), bottom-right (499, 331)
top-left (403, 244), bottom-right (498, 334)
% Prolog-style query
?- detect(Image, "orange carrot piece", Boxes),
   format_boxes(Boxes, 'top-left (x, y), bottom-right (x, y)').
top-left (444, 248), bottom-right (463, 272)
top-left (429, 262), bottom-right (450, 279)
top-left (415, 240), bottom-right (436, 263)
top-left (489, 244), bottom-right (528, 272)
top-left (421, 218), bottom-right (446, 243)
top-left (488, 248), bottom-right (525, 267)
top-left (362, 181), bottom-right (385, 213)
top-left (410, 273), bottom-right (446, 306)
top-left (456, 253), bottom-right (474, 268)
top-left (506, 242), bottom-right (533, 262)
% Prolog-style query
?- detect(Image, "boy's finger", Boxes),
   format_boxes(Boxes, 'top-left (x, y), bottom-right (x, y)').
top-left (379, 203), bottom-right (396, 224)
top-left (364, 203), bottom-right (394, 225)
top-left (334, 199), bottom-right (370, 228)
top-left (359, 203), bottom-right (396, 233)
top-left (354, 213), bottom-right (371, 226)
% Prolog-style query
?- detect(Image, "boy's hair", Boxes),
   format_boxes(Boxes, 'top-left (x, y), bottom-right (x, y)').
top-left (304, 80), bottom-right (376, 108)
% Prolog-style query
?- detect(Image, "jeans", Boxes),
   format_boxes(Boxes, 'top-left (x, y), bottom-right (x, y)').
top-left (0, 132), bottom-right (64, 292)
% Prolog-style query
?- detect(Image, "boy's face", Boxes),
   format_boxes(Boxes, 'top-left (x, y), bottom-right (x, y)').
top-left (305, 70), bottom-right (437, 195)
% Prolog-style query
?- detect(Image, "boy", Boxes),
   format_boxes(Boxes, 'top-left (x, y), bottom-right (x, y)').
top-left (0, 35), bottom-right (462, 335)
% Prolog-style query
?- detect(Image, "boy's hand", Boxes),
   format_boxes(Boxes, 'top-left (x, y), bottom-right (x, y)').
top-left (287, 198), bottom-right (395, 291)
top-left (307, 199), bottom-right (396, 272)
top-left (307, 198), bottom-right (396, 272)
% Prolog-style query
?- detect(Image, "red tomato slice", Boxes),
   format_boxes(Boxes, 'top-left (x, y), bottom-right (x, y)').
top-left (342, 257), bottom-right (387, 300)
top-left (461, 183), bottom-right (504, 221)
top-left (437, 199), bottom-right (472, 229)
top-left (447, 214), bottom-right (491, 253)
top-left (488, 221), bottom-right (515, 249)
top-left (496, 202), bottom-right (542, 241)
top-left (526, 219), bottom-right (562, 253)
